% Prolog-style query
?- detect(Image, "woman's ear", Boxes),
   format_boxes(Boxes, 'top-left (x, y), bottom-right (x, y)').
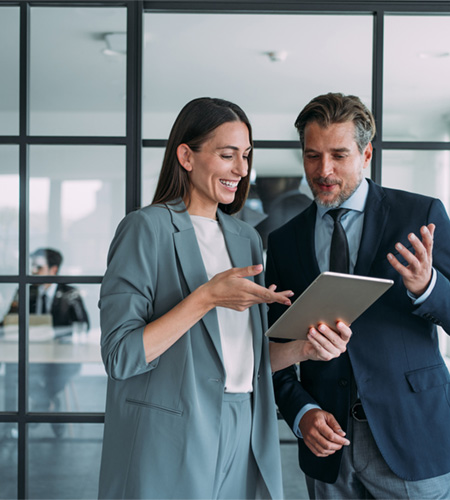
top-left (177, 144), bottom-right (193, 172)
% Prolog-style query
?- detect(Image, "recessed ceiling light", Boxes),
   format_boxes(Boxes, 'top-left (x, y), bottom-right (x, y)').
top-left (102, 32), bottom-right (127, 56)
top-left (265, 50), bottom-right (288, 62)
top-left (418, 51), bottom-right (450, 59)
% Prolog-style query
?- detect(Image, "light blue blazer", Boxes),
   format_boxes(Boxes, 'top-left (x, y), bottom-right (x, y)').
top-left (98, 200), bottom-right (283, 499)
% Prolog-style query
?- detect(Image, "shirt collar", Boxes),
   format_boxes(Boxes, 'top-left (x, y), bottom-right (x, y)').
top-left (317, 177), bottom-right (369, 219)
top-left (38, 282), bottom-right (58, 300)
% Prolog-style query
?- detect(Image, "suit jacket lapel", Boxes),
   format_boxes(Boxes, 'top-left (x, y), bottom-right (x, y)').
top-left (354, 180), bottom-right (390, 276)
top-left (169, 201), bottom-right (224, 364)
top-left (218, 211), bottom-right (264, 379)
top-left (294, 204), bottom-right (321, 286)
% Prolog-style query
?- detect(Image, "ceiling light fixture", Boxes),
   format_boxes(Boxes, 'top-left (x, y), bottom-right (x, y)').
top-left (102, 32), bottom-right (127, 56)
top-left (418, 51), bottom-right (450, 59)
top-left (265, 50), bottom-right (288, 62)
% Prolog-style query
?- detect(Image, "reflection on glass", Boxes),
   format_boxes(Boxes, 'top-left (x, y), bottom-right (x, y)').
top-left (0, 146), bottom-right (19, 275)
top-left (384, 16), bottom-right (450, 141)
top-left (0, 423), bottom-right (18, 499)
top-left (29, 145), bottom-right (125, 275)
top-left (29, 424), bottom-right (103, 498)
top-left (0, 7), bottom-right (19, 135)
top-left (143, 13), bottom-right (372, 140)
top-left (23, 283), bottom-right (106, 417)
top-left (30, 7), bottom-right (126, 136)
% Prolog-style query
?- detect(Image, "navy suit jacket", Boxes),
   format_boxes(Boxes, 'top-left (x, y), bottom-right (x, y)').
top-left (266, 180), bottom-right (450, 483)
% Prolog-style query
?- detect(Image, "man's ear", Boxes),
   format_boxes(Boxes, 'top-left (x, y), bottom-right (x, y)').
top-left (362, 142), bottom-right (373, 169)
top-left (49, 265), bottom-right (59, 276)
top-left (177, 144), bottom-right (193, 172)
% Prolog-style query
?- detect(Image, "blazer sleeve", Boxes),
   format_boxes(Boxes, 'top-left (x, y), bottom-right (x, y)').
top-left (266, 235), bottom-right (318, 430)
top-left (99, 210), bottom-right (160, 381)
top-left (411, 198), bottom-right (450, 334)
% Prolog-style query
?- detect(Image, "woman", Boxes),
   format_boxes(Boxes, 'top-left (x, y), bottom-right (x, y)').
top-left (98, 97), bottom-right (351, 499)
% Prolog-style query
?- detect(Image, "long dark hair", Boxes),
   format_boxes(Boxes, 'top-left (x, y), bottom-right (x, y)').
top-left (151, 97), bottom-right (253, 215)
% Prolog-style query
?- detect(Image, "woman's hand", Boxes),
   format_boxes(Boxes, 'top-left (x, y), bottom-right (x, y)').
top-left (269, 321), bottom-right (352, 372)
top-left (204, 264), bottom-right (294, 311)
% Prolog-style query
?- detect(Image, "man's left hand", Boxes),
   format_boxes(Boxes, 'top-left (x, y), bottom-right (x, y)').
top-left (387, 224), bottom-right (435, 297)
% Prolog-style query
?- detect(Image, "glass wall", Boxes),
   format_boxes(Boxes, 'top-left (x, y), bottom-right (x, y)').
top-left (1, 2), bottom-right (450, 498)
top-left (29, 145), bottom-right (125, 276)
top-left (0, 146), bottom-right (19, 275)
top-left (142, 13), bottom-right (373, 141)
top-left (0, 7), bottom-right (20, 135)
top-left (29, 7), bottom-right (127, 136)
top-left (383, 15), bottom-right (450, 142)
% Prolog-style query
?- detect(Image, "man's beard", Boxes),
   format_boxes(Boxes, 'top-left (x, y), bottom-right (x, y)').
top-left (307, 175), bottom-right (363, 209)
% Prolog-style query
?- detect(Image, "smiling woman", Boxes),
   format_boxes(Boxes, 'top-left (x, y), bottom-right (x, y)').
top-left (176, 121), bottom-right (252, 218)
top-left (97, 96), bottom-right (352, 499)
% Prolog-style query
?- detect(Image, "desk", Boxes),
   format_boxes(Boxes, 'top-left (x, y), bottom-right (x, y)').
top-left (0, 327), bottom-right (101, 364)
top-left (0, 328), bottom-right (104, 415)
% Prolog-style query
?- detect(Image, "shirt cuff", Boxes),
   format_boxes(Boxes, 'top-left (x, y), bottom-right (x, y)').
top-left (407, 267), bottom-right (437, 305)
top-left (293, 403), bottom-right (321, 438)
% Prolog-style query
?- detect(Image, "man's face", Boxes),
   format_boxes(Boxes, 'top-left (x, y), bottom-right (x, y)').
top-left (30, 255), bottom-right (58, 276)
top-left (30, 255), bottom-right (50, 276)
top-left (303, 121), bottom-right (372, 209)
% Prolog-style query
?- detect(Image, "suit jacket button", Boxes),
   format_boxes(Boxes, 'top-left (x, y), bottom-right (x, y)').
top-left (338, 378), bottom-right (348, 387)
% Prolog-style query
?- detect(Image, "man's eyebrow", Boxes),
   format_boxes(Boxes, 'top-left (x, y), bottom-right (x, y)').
top-left (331, 147), bottom-right (351, 153)
top-left (304, 147), bottom-right (351, 153)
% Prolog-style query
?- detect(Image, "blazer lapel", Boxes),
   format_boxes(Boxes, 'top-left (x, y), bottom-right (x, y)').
top-left (354, 180), bottom-right (390, 276)
top-left (218, 211), bottom-right (264, 379)
top-left (294, 204), bottom-right (321, 286)
top-left (169, 201), bottom-right (224, 364)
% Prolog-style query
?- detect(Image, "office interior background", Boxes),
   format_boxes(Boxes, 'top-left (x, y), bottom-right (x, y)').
top-left (1, 0), bottom-right (450, 498)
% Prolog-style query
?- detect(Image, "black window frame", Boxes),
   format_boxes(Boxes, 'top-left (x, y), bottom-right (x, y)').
top-left (1, 1), bottom-right (450, 497)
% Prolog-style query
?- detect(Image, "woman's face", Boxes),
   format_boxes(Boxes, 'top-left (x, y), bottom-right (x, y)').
top-left (179, 121), bottom-right (251, 219)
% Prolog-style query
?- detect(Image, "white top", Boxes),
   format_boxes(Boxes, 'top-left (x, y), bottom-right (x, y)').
top-left (191, 215), bottom-right (254, 393)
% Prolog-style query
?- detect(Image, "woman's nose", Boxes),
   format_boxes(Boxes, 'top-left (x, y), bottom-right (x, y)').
top-left (234, 158), bottom-right (248, 177)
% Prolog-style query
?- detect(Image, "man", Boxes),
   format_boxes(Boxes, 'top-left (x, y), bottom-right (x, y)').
top-left (266, 93), bottom-right (450, 498)
top-left (7, 248), bottom-right (89, 422)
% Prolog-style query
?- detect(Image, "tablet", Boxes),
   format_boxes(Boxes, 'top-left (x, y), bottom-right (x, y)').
top-left (265, 272), bottom-right (394, 340)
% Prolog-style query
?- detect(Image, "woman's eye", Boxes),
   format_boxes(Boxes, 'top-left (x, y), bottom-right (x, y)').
top-left (221, 155), bottom-right (232, 160)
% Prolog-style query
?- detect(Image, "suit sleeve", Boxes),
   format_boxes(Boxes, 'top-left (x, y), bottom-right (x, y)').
top-left (266, 233), bottom-right (319, 431)
top-left (412, 198), bottom-right (450, 334)
top-left (99, 210), bottom-right (160, 381)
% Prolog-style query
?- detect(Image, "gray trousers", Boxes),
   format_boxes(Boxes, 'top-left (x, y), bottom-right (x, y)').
top-left (212, 392), bottom-right (270, 500)
top-left (306, 416), bottom-right (450, 499)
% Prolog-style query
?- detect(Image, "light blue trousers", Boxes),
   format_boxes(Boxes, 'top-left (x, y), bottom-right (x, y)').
top-left (306, 416), bottom-right (450, 499)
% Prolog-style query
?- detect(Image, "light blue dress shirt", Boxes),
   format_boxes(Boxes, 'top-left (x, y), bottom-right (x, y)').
top-left (293, 178), bottom-right (437, 437)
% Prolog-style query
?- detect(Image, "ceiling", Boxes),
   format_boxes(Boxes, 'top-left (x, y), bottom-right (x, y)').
top-left (1, 5), bottom-right (450, 176)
